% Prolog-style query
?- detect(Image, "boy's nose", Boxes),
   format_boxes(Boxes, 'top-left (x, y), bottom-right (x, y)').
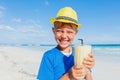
top-left (61, 32), bottom-right (67, 38)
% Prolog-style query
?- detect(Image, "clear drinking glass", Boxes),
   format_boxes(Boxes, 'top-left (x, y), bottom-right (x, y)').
top-left (74, 39), bottom-right (92, 79)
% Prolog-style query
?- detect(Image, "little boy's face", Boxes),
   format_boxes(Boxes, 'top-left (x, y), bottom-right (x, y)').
top-left (52, 21), bottom-right (78, 49)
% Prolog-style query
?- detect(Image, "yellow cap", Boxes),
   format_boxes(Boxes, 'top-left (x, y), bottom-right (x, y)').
top-left (50, 7), bottom-right (81, 28)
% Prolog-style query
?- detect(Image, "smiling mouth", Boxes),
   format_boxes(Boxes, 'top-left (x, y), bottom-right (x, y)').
top-left (59, 39), bottom-right (69, 44)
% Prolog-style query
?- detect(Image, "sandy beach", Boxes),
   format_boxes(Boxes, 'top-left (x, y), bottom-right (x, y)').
top-left (92, 55), bottom-right (120, 80)
top-left (0, 46), bottom-right (43, 80)
top-left (0, 46), bottom-right (120, 80)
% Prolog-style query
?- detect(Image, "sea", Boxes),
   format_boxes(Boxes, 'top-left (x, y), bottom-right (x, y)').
top-left (38, 44), bottom-right (120, 63)
top-left (0, 43), bottom-right (120, 63)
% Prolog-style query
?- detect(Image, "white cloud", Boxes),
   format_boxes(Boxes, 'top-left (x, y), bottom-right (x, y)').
top-left (87, 34), bottom-right (120, 43)
top-left (28, 19), bottom-right (41, 27)
top-left (20, 27), bottom-right (39, 33)
top-left (17, 25), bottom-right (40, 33)
top-left (17, 19), bottom-right (42, 33)
top-left (1, 19), bottom-right (44, 34)
top-left (0, 5), bottom-right (5, 18)
top-left (0, 6), bottom-right (5, 10)
top-left (0, 25), bottom-right (16, 31)
top-left (12, 18), bottom-right (22, 23)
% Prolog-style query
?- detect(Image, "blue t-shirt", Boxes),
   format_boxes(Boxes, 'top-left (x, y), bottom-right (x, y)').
top-left (37, 47), bottom-right (74, 80)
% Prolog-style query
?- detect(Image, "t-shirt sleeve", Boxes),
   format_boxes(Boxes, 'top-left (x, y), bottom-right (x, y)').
top-left (37, 52), bottom-right (54, 80)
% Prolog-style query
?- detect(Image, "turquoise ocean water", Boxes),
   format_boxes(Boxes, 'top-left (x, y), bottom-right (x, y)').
top-left (92, 44), bottom-right (120, 63)
top-left (1, 43), bottom-right (120, 62)
top-left (39, 44), bottom-right (120, 56)
top-left (39, 44), bottom-right (120, 63)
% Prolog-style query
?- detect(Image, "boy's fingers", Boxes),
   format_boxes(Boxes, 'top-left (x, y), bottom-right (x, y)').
top-left (88, 53), bottom-right (94, 58)
top-left (84, 57), bottom-right (94, 62)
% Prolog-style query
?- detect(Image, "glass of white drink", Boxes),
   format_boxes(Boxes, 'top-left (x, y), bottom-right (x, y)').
top-left (74, 39), bottom-right (92, 79)
top-left (74, 39), bottom-right (91, 66)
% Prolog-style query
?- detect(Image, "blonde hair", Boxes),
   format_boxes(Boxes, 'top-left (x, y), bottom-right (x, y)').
top-left (54, 21), bottom-right (78, 31)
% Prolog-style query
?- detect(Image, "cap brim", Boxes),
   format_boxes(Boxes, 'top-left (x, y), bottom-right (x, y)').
top-left (50, 18), bottom-right (81, 28)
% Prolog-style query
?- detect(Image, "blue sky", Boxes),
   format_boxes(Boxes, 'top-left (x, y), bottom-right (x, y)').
top-left (0, 0), bottom-right (120, 44)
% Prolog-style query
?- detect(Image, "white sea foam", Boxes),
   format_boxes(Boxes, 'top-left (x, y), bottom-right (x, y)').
top-left (92, 46), bottom-right (120, 56)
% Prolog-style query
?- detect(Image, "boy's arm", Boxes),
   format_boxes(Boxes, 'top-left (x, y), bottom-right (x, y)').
top-left (84, 69), bottom-right (92, 80)
top-left (59, 72), bottom-right (70, 80)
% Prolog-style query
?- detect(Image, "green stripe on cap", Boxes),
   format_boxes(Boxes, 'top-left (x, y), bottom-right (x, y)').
top-left (56, 16), bottom-right (78, 23)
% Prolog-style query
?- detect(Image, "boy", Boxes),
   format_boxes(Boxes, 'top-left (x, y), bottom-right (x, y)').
top-left (37, 7), bottom-right (94, 80)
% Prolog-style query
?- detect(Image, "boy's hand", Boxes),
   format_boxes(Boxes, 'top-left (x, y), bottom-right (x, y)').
top-left (69, 65), bottom-right (87, 80)
top-left (83, 53), bottom-right (95, 69)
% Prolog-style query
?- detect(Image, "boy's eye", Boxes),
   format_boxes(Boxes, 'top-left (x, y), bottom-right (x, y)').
top-left (55, 29), bottom-right (75, 34)
top-left (56, 30), bottom-right (63, 33)
top-left (67, 31), bottom-right (74, 34)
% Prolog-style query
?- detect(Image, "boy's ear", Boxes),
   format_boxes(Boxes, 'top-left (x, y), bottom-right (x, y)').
top-left (52, 27), bottom-right (55, 34)
top-left (75, 30), bottom-right (78, 34)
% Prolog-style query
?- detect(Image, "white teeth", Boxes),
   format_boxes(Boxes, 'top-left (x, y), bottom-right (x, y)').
top-left (61, 40), bottom-right (68, 42)
top-left (61, 40), bottom-right (68, 44)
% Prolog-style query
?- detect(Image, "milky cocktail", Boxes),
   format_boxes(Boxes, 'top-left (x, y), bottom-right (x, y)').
top-left (74, 39), bottom-right (91, 66)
